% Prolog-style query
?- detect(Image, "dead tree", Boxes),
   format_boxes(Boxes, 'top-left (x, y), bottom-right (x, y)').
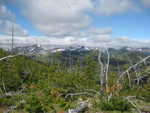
top-left (0, 55), bottom-right (19, 61)
top-left (11, 24), bottom-right (14, 53)
top-left (125, 96), bottom-right (142, 113)
top-left (98, 50), bottom-right (105, 93)
top-left (117, 55), bottom-right (150, 88)
top-left (0, 52), bottom-right (38, 62)
top-left (98, 45), bottom-right (110, 94)
top-left (134, 75), bottom-right (149, 87)
top-left (125, 54), bottom-right (142, 87)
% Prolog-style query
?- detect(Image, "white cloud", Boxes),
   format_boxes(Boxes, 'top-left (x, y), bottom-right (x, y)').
top-left (0, 34), bottom-right (149, 49)
top-left (141, 0), bottom-right (150, 7)
top-left (8, 0), bottom-right (142, 37)
top-left (13, 0), bottom-right (92, 37)
top-left (1, 0), bottom-right (148, 49)
top-left (88, 27), bottom-right (112, 35)
top-left (92, 0), bottom-right (140, 16)
top-left (62, 27), bottom-right (112, 38)
top-left (0, 2), bottom-right (28, 36)
top-left (0, 20), bottom-right (28, 36)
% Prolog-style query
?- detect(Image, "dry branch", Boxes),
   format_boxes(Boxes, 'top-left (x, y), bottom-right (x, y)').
top-left (84, 89), bottom-right (101, 96)
top-left (104, 44), bottom-right (110, 90)
top-left (65, 92), bottom-right (94, 99)
top-left (117, 55), bottom-right (150, 84)
top-left (98, 50), bottom-right (105, 92)
top-left (0, 91), bottom-right (28, 98)
top-left (0, 55), bottom-right (19, 61)
top-left (127, 71), bottom-right (131, 88)
top-left (0, 53), bottom-right (38, 62)
top-left (98, 45), bottom-right (110, 94)
top-left (125, 96), bottom-right (141, 113)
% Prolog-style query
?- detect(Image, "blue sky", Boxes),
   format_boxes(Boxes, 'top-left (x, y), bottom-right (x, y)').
top-left (91, 10), bottom-right (150, 39)
top-left (0, 0), bottom-right (150, 48)
top-left (5, 2), bottom-right (43, 36)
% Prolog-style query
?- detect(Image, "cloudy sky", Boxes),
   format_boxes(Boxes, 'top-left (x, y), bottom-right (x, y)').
top-left (0, 0), bottom-right (150, 48)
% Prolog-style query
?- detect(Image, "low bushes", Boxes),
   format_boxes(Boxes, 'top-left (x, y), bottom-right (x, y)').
top-left (99, 97), bottom-right (131, 112)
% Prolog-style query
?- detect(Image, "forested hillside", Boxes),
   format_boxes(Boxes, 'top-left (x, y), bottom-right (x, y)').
top-left (0, 48), bottom-right (150, 113)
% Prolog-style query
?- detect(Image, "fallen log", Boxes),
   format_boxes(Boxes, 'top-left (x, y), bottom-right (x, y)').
top-left (65, 92), bottom-right (94, 99)
top-left (0, 91), bottom-right (28, 98)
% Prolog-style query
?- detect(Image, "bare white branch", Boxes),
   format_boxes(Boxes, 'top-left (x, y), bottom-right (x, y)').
top-left (65, 92), bottom-right (94, 99)
top-left (117, 55), bottom-right (150, 84)
top-left (0, 53), bottom-right (38, 62)
top-left (98, 50), bottom-right (105, 87)
top-left (127, 71), bottom-right (131, 88)
top-left (0, 55), bottom-right (19, 61)
top-left (0, 91), bottom-right (28, 98)
top-left (125, 96), bottom-right (142, 113)
top-left (104, 44), bottom-right (110, 90)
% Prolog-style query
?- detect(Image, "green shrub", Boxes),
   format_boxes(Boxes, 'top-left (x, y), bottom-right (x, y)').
top-left (99, 97), bottom-right (131, 112)
top-left (138, 90), bottom-right (150, 102)
top-left (24, 95), bottom-right (44, 113)
top-left (0, 98), bottom-right (14, 106)
top-left (0, 95), bottom-right (22, 107)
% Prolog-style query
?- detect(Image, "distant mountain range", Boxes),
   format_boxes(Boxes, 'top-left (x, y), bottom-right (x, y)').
top-left (11, 45), bottom-right (150, 55)
top-left (12, 45), bottom-right (91, 55)
top-left (12, 44), bottom-right (48, 55)
top-left (122, 47), bottom-right (150, 53)
top-left (50, 46), bottom-right (91, 53)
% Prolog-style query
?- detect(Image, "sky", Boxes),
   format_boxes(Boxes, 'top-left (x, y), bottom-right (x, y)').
top-left (0, 0), bottom-right (150, 48)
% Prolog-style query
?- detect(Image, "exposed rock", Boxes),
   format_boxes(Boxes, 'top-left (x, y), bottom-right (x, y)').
top-left (66, 101), bottom-right (90, 113)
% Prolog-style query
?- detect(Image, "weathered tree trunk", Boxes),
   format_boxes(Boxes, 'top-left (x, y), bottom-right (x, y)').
top-left (98, 47), bottom-right (110, 94)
